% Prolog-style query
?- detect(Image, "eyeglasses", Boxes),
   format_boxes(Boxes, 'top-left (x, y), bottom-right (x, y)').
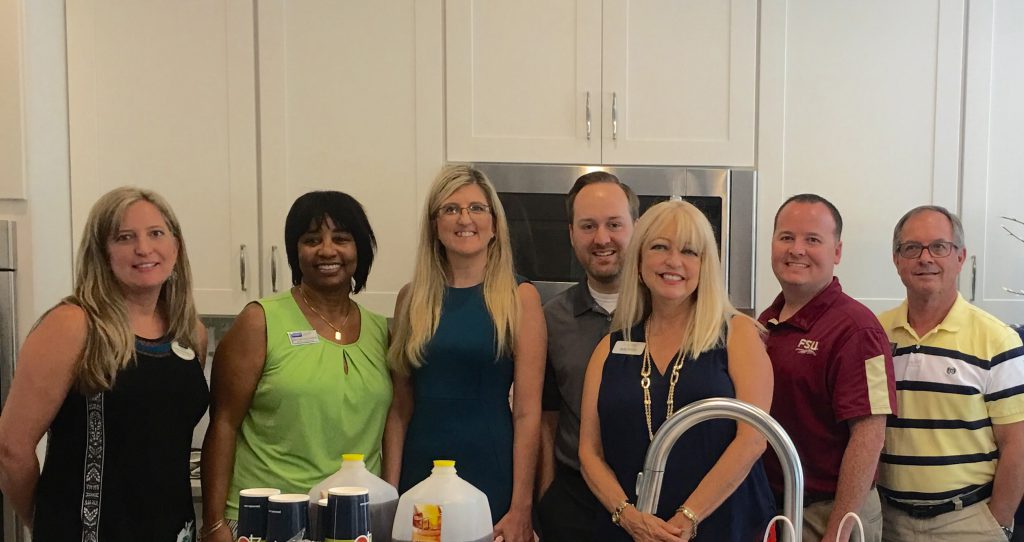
top-left (436, 203), bottom-right (491, 218)
top-left (896, 240), bottom-right (958, 259)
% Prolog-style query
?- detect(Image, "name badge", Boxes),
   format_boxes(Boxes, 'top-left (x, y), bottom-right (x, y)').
top-left (170, 340), bottom-right (196, 360)
top-left (612, 341), bottom-right (646, 355)
top-left (288, 330), bottom-right (320, 346)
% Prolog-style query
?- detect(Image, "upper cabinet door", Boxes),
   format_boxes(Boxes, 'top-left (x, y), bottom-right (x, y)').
top-left (961, 0), bottom-right (1024, 324)
top-left (257, 1), bottom-right (444, 316)
top-left (602, 0), bottom-right (757, 166)
top-left (446, 0), bottom-right (602, 164)
top-left (67, 0), bottom-right (259, 316)
top-left (755, 0), bottom-right (966, 314)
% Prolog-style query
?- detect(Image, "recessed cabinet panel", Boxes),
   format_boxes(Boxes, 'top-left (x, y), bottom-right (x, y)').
top-left (66, 0), bottom-right (259, 316)
top-left (757, 0), bottom-right (965, 313)
top-left (961, 0), bottom-right (1024, 323)
top-left (258, 1), bottom-right (443, 315)
top-left (446, 0), bottom-right (602, 164)
top-left (602, 0), bottom-right (756, 166)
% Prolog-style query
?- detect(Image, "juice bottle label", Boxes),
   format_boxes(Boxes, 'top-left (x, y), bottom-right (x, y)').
top-left (411, 504), bottom-right (441, 542)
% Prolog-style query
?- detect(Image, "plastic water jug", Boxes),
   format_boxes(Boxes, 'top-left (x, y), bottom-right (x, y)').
top-left (308, 453), bottom-right (399, 542)
top-left (392, 460), bottom-right (493, 542)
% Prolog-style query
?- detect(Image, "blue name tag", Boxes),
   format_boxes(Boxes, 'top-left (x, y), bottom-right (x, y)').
top-left (288, 330), bottom-right (320, 346)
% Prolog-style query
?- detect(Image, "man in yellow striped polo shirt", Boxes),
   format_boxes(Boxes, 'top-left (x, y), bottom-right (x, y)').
top-left (878, 205), bottom-right (1024, 541)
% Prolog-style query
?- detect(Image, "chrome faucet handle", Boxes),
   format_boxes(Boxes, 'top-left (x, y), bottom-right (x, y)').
top-left (634, 397), bottom-right (805, 542)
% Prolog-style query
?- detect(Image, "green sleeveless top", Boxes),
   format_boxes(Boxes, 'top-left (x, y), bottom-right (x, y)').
top-left (225, 290), bottom-right (391, 519)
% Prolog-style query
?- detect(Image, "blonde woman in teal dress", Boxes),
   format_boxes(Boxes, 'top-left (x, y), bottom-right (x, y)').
top-left (200, 191), bottom-right (392, 541)
top-left (385, 165), bottom-right (546, 542)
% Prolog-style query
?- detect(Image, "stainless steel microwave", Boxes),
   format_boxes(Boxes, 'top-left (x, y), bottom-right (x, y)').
top-left (474, 163), bottom-right (756, 312)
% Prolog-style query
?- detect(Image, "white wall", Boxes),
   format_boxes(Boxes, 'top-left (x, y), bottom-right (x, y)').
top-left (0, 0), bottom-right (26, 201)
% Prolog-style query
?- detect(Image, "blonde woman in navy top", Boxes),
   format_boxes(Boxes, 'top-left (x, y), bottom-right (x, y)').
top-left (578, 200), bottom-right (775, 541)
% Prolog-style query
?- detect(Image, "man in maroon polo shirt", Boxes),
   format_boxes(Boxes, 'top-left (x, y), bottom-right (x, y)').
top-left (759, 194), bottom-right (898, 542)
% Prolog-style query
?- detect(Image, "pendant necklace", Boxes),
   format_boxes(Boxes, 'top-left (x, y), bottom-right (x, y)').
top-left (298, 285), bottom-right (352, 341)
top-left (299, 285), bottom-right (354, 373)
top-left (640, 319), bottom-right (686, 441)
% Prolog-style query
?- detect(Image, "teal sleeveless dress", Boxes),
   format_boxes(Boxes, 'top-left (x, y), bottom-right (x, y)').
top-left (399, 282), bottom-right (517, 524)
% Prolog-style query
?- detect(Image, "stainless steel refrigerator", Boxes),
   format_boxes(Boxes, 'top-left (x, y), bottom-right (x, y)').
top-left (0, 220), bottom-right (24, 542)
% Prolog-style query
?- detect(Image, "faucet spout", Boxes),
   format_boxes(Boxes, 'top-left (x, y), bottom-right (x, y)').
top-left (634, 397), bottom-right (804, 542)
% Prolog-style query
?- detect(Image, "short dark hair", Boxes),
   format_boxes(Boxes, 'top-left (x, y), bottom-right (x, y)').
top-left (774, 193), bottom-right (843, 239)
top-left (565, 171), bottom-right (640, 223)
top-left (892, 205), bottom-right (964, 254)
top-left (284, 191), bottom-right (377, 292)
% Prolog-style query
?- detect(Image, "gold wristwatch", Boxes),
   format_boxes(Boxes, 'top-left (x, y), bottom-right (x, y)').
top-left (676, 505), bottom-right (700, 540)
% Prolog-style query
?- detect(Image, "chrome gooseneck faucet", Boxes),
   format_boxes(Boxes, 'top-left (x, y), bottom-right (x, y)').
top-left (635, 397), bottom-right (804, 542)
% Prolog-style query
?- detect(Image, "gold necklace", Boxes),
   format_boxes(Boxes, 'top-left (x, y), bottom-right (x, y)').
top-left (298, 285), bottom-right (352, 342)
top-left (640, 319), bottom-right (687, 441)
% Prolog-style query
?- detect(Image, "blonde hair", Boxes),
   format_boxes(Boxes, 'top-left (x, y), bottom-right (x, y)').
top-left (613, 200), bottom-right (742, 358)
top-left (66, 186), bottom-right (200, 394)
top-left (389, 165), bottom-right (520, 373)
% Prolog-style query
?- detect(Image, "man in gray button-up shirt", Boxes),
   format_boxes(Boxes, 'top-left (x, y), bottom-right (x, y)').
top-left (537, 172), bottom-right (637, 541)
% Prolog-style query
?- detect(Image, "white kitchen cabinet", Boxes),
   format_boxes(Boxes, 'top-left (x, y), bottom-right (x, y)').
top-left (445, 0), bottom-right (757, 167)
top-left (445, 1), bottom-right (602, 164)
top-left (601, 0), bottom-right (757, 166)
top-left (66, 0), bottom-right (259, 316)
top-left (756, 0), bottom-right (966, 314)
top-left (257, 0), bottom-right (444, 316)
top-left (0, 0), bottom-right (26, 200)
top-left (67, 1), bottom-right (443, 318)
top-left (960, 0), bottom-right (1024, 324)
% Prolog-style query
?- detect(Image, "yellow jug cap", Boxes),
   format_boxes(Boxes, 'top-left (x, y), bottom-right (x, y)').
top-left (433, 459), bottom-right (456, 468)
top-left (342, 454), bottom-right (365, 462)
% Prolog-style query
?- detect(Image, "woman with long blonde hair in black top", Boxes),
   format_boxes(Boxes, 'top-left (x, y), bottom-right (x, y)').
top-left (0, 187), bottom-right (208, 541)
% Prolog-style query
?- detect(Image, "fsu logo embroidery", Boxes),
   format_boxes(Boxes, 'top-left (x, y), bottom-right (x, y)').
top-left (796, 338), bottom-right (819, 355)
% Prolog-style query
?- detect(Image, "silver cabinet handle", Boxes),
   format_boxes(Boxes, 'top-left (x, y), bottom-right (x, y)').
top-left (612, 92), bottom-right (618, 140)
top-left (585, 91), bottom-right (592, 141)
top-left (271, 245), bottom-right (279, 293)
top-left (239, 244), bottom-right (247, 292)
top-left (970, 255), bottom-right (977, 302)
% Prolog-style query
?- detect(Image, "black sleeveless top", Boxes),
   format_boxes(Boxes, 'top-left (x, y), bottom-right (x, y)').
top-left (595, 323), bottom-right (775, 542)
top-left (33, 336), bottom-right (209, 542)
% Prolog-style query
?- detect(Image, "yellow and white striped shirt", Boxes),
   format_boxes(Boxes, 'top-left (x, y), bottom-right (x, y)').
top-left (878, 294), bottom-right (1024, 503)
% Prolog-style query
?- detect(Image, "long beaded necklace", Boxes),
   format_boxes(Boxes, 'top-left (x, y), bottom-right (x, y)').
top-left (298, 285), bottom-right (352, 342)
top-left (640, 319), bottom-right (687, 441)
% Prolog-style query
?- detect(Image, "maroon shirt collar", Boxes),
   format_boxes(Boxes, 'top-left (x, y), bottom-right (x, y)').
top-left (760, 277), bottom-right (844, 332)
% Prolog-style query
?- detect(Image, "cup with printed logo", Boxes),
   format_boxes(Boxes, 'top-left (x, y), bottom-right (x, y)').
top-left (265, 493), bottom-right (310, 542)
top-left (237, 488), bottom-right (281, 540)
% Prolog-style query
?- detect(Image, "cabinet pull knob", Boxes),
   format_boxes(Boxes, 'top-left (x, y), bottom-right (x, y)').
top-left (970, 255), bottom-right (977, 302)
top-left (239, 244), bottom-right (248, 292)
top-left (612, 92), bottom-right (618, 141)
top-left (586, 91), bottom-right (592, 141)
top-left (271, 245), bottom-right (279, 293)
